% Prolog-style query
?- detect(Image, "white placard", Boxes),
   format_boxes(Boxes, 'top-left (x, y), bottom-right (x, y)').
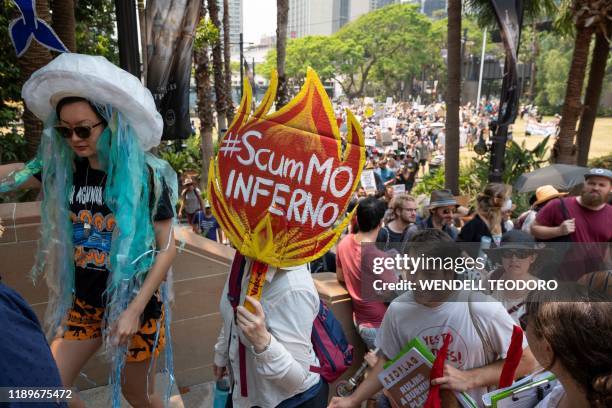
top-left (392, 184), bottom-right (406, 194)
top-left (360, 170), bottom-right (377, 193)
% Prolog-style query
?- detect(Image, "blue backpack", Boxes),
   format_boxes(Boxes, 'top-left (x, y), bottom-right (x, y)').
top-left (309, 301), bottom-right (354, 383)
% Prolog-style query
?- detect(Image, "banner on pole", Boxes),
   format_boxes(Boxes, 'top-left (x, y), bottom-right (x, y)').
top-left (145, 0), bottom-right (201, 140)
top-left (490, 0), bottom-right (524, 125)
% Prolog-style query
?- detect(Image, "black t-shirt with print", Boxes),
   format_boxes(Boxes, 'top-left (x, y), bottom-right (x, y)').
top-left (35, 159), bottom-right (174, 318)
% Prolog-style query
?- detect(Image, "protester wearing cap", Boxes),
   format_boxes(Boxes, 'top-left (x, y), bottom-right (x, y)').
top-left (531, 169), bottom-right (612, 282)
top-left (404, 189), bottom-right (459, 241)
top-left (486, 230), bottom-right (550, 324)
top-left (0, 53), bottom-right (178, 407)
top-left (193, 199), bottom-right (221, 242)
top-left (531, 168), bottom-right (612, 244)
top-left (179, 177), bottom-right (204, 226)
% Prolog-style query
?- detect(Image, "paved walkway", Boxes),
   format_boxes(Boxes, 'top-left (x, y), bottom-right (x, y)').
top-left (80, 375), bottom-right (214, 407)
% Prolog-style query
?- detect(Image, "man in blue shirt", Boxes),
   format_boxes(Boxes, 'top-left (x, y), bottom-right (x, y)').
top-left (376, 159), bottom-right (396, 185)
top-left (193, 201), bottom-right (221, 242)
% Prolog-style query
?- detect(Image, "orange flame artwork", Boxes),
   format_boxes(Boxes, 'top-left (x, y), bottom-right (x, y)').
top-left (208, 68), bottom-right (365, 267)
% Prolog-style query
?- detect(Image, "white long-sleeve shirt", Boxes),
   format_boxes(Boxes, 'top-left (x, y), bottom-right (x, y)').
top-left (214, 260), bottom-right (321, 407)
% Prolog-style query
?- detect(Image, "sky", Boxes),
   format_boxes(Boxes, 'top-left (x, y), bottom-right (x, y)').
top-left (243, 0), bottom-right (277, 44)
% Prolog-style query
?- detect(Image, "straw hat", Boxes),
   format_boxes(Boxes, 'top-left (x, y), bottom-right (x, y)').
top-left (22, 53), bottom-right (163, 151)
top-left (533, 185), bottom-right (567, 207)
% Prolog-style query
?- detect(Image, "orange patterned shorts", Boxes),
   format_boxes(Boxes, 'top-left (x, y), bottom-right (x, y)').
top-left (63, 297), bottom-right (166, 362)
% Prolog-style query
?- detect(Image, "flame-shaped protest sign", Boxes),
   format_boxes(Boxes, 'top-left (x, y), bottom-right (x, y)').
top-left (208, 69), bottom-right (365, 268)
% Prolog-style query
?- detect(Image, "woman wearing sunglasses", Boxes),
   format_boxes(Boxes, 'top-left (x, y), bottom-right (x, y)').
top-left (485, 230), bottom-right (548, 324)
top-left (0, 53), bottom-right (178, 408)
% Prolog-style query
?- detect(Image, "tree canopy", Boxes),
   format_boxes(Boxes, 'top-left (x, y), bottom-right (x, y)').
top-left (261, 4), bottom-right (449, 100)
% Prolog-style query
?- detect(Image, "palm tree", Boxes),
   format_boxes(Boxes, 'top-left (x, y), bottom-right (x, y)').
top-left (576, 20), bottom-right (610, 166)
top-left (207, 0), bottom-right (227, 133)
top-left (222, 0), bottom-right (234, 124)
top-left (194, 17), bottom-right (216, 188)
top-left (552, 2), bottom-right (591, 164)
top-left (444, 0), bottom-right (461, 194)
top-left (276, 0), bottom-right (289, 107)
top-left (51, 0), bottom-right (76, 52)
top-left (18, 0), bottom-right (53, 158)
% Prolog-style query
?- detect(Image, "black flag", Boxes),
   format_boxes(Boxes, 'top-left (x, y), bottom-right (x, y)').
top-left (145, 0), bottom-right (201, 140)
top-left (488, 0), bottom-right (524, 182)
top-left (490, 0), bottom-right (524, 125)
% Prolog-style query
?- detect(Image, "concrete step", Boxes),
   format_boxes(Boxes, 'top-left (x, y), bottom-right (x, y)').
top-left (177, 382), bottom-right (215, 408)
top-left (80, 373), bottom-right (187, 407)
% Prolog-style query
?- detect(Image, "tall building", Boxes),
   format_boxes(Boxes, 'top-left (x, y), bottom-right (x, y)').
top-left (402, 0), bottom-right (447, 17)
top-left (421, 0), bottom-right (446, 18)
top-left (349, 0), bottom-right (446, 23)
top-left (350, 0), bottom-right (371, 21)
top-left (218, 0), bottom-right (243, 53)
top-left (349, 0), bottom-right (401, 23)
top-left (287, 0), bottom-right (446, 39)
top-left (288, 0), bottom-right (350, 39)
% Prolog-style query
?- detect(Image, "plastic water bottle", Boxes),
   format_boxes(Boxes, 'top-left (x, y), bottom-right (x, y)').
top-left (213, 377), bottom-right (230, 408)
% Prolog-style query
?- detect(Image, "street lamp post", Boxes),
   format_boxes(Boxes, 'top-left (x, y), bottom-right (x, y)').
top-left (476, 29), bottom-right (487, 110)
top-left (240, 33), bottom-right (244, 98)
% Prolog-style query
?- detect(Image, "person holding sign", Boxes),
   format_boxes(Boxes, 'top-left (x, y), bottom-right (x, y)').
top-left (209, 69), bottom-right (364, 407)
top-left (395, 154), bottom-right (419, 193)
top-left (213, 260), bottom-right (325, 407)
top-left (328, 230), bottom-right (538, 408)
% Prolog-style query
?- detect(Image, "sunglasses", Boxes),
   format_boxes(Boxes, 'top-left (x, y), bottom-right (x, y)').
top-left (501, 249), bottom-right (534, 259)
top-left (54, 122), bottom-right (104, 139)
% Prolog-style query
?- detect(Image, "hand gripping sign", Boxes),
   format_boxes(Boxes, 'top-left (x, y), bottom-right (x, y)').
top-left (208, 69), bottom-right (365, 306)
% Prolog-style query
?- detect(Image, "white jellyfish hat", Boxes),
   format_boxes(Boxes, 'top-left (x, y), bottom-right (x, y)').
top-left (22, 53), bottom-right (163, 151)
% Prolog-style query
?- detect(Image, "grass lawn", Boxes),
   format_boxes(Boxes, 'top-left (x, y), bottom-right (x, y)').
top-left (460, 116), bottom-right (611, 164)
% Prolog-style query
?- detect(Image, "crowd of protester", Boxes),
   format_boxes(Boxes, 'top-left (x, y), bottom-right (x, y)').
top-left (169, 98), bottom-right (610, 408)
top-left (1, 41), bottom-right (609, 408)
top-left (327, 166), bottom-right (611, 407)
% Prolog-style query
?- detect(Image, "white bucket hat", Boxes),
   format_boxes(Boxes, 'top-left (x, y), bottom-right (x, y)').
top-left (22, 53), bottom-right (163, 151)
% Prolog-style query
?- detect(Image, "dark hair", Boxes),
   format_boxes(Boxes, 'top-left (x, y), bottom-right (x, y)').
top-left (55, 96), bottom-right (107, 124)
top-left (529, 193), bottom-right (537, 206)
top-left (526, 285), bottom-right (612, 408)
top-left (356, 197), bottom-right (386, 233)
